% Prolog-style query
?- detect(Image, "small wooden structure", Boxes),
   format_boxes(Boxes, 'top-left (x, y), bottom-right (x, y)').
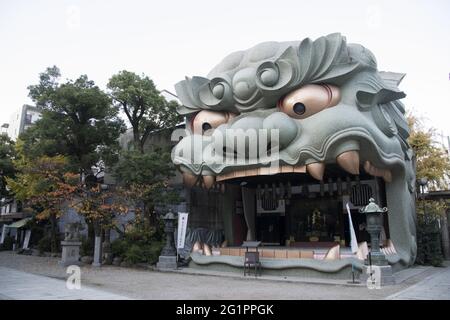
top-left (242, 241), bottom-right (261, 277)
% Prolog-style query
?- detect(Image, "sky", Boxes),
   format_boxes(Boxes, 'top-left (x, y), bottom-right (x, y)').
top-left (0, 0), bottom-right (449, 140)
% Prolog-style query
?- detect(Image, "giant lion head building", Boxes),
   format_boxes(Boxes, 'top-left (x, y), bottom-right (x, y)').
top-left (171, 33), bottom-right (416, 277)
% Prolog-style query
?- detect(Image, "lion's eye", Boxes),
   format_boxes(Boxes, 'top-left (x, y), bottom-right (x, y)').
top-left (278, 84), bottom-right (340, 119)
top-left (202, 122), bottom-right (212, 132)
top-left (191, 110), bottom-right (237, 135)
top-left (293, 102), bottom-right (306, 115)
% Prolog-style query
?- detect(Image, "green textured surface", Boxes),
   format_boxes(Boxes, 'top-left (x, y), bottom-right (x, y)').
top-left (189, 253), bottom-right (363, 279)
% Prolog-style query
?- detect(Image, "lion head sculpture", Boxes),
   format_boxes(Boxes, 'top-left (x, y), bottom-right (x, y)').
top-left (172, 33), bottom-right (416, 269)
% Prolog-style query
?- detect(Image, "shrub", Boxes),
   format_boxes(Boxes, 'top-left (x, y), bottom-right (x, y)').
top-left (37, 235), bottom-right (52, 254)
top-left (29, 225), bottom-right (45, 247)
top-left (112, 236), bottom-right (163, 265)
top-left (124, 244), bottom-right (145, 264)
top-left (416, 216), bottom-right (444, 267)
top-left (0, 235), bottom-right (14, 251)
top-left (80, 237), bottom-right (94, 256)
top-left (110, 220), bottom-right (165, 266)
top-left (141, 242), bottom-right (163, 265)
top-left (123, 222), bottom-right (163, 244)
top-left (111, 238), bottom-right (128, 258)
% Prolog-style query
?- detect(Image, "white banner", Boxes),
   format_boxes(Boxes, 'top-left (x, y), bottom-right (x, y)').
top-left (346, 203), bottom-right (359, 254)
top-left (23, 230), bottom-right (31, 249)
top-left (0, 225), bottom-right (8, 244)
top-left (177, 212), bottom-right (189, 249)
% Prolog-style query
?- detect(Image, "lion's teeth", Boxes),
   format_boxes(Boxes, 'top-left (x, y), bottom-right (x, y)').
top-left (183, 173), bottom-right (198, 187)
top-left (364, 161), bottom-right (392, 183)
top-left (306, 162), bottom-right (325, 181)
top-left (337, 151), bottom-right (360, 175)
top-left (202, 175), bottom-right (216, 189)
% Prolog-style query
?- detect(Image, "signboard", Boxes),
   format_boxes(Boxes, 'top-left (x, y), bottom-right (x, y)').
top-left (177, 212), bottom-right (189, 249)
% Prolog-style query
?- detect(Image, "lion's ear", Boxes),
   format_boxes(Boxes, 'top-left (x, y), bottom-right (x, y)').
top-left (356, 72), bottom-right (406, 109)
top-left (357, 88), bottom-right (406, 109)
top-left (379, 71), bottom-right (406, 86)
top-left (175, 76), bottom-right (238, 115)
top-left (175, 76), bottom-right (210, 115)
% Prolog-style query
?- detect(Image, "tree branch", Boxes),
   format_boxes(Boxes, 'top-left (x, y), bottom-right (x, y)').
top-left (121, 101), bottom-right (133, 124)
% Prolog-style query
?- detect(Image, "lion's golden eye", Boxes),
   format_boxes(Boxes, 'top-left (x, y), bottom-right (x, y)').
top-left (191, 110), bottom-right (237, 135)
top-left (278, 84), bottom-right (341, 119)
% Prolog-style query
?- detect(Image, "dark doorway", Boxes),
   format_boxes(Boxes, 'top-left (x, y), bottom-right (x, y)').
top-left (256, 214), bottom-right (285, 245)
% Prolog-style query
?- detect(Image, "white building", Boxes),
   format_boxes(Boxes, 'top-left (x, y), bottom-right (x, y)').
top-left (7, 104), bottom-right (41, 140)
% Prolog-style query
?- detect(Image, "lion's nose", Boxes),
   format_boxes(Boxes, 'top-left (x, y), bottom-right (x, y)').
top-left (263, 112), bottom-right (299, 149)
top-left (212, 112), bottom-right (299, 159)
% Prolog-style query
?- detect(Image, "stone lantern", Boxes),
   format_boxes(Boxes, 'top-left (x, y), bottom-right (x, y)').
top-left (360, 198), bottom-right (388, 266)
top-left (359, 198), bottom-right (395, 286)
top-left (59, 222), bottom-right (82, 267)
top-left (156, 210), bottom-right (178, 270)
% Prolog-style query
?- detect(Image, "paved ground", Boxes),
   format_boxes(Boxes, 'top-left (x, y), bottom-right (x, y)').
top-left (386, 266), bottom-right (450, 300)
top-left (0, 267), bottom-right (129, 300)
top-left (0, 251), bottom-right (448, 300)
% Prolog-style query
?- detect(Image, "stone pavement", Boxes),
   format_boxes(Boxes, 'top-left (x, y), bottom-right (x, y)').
top-left (0, 251), bottom-right (448, 300)
top-left (386, 265), bottom-right (450, 300)
top-left (162, 263), bottom-right (431, 287)
top-left (0, 267), bottom-right (131, 300)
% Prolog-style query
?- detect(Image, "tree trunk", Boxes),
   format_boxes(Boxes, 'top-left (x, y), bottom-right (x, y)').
top-left (94, 220), bottom-right (101, 237)
top-left (441, 209), bottom-right (450, 260)
top-left (133, 127), bottom-right (143, 153)
top-left (87, 222), bottom-right (95, 255)
top-left (144, 202), bottom-right (157, 229)
top-left (102, 227), bottom-right (112, 265)
top-left (49, 213), bottom-right (59, 253)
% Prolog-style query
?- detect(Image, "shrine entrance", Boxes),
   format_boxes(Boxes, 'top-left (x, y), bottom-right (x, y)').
top-left (232, 164), bottom-right (384, 249)
top-left (254, 193), bottom-right (366, 248)
top-left (256, 213), bottom-right (285, 246)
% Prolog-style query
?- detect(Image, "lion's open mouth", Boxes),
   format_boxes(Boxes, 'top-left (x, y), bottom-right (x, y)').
top-left (176, 129), bottom-right (397, 190)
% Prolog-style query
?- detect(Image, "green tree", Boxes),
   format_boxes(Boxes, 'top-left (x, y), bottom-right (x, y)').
top-left (0, 134), bottom-right (16, 198)
top-left (408, 114), bottom-right (450, 190)
top-left (26, 66), bottom-right (126, 176)
top-left (107, 70), bottom-right (181, 153)
top-left (113, 149), bottom-right (179, 227)
top-left (408, 113), bottom-right (450, 265)
top-left (21, 66), bottom-right (127, 250)
top-left (6, 144), bottom-right (78, 253)
top-left (107, 71), bottom-right (182, 228)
